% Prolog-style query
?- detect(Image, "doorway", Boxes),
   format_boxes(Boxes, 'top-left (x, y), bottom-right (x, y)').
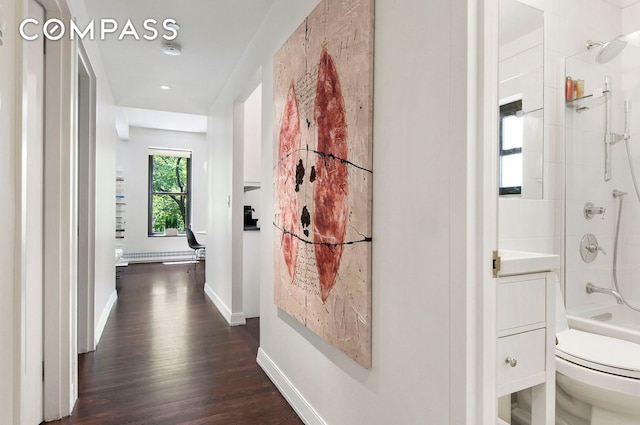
top-left (242, 83), bottom-right (262, 320)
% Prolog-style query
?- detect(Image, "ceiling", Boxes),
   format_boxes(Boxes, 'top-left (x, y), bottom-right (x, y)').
top-left (83, 0), bottom-right (277, 116)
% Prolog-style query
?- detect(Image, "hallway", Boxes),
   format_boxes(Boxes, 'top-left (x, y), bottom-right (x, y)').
top-left (45, 263), bottom-right (302, 425)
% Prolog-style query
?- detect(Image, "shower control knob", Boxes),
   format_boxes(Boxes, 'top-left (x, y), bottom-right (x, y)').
top-left (580, 233), bottom-right (601, 263)
top-left (505, 357), bottom-right (518, 368)
top-left (584, 202), bottom-right (607, 219)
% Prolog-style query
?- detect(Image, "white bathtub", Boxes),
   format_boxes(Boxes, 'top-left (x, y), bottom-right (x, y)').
top-left (567, 303), bottom-right (640, 345)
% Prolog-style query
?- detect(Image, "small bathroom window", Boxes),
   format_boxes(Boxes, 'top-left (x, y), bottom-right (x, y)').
top-left (499, 99), bottom-right (523, 196)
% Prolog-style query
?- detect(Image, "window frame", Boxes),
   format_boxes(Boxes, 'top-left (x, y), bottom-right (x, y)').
top-left (147, 150), bottom-right (193, 236)
top-left (499, 99), bottom-right (523, 196)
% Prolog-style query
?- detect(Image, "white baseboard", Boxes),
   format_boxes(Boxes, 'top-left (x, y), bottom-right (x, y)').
top-left (257, 348), bottom-right (326, 425)
top-left (94, 289), bottom-right (117, 347)
top-left (204, 282), bottom-right (246, 326)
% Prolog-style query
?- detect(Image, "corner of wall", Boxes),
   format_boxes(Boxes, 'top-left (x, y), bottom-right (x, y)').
top-left (94, 289), bottom-right (118, 347)
top-left (204, 282), bottom-right (246, 326)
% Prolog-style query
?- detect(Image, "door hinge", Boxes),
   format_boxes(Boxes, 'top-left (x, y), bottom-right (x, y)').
top-left (42, 361), bottom-right (45, 381)
top-left (492, 250), bottom-right (501, 278)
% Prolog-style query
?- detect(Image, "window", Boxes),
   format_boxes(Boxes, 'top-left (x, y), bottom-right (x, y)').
top-left (499, 99), bottom-right (523, 196)
top-left (148, 148), bottom-right (192, 235)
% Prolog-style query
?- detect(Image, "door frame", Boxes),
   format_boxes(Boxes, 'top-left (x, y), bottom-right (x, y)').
top-left (14, 0), bottom-right (45, 422)
top-left (478, 0), bottom-right (499, 422)
top-left (76, 39), bottom-right (97, 354)
top-left (456, 0), bottom-right (499, 422)
top-left (38, 0), bottom-right (79, 420)
top-left (14, 0), bottom-right (78, 421)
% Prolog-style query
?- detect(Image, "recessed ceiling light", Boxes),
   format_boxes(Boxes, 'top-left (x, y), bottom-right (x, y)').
top-left (161, 42), bottom-right (181, 56)
top-left (160, 85), bottom-right (172, 90)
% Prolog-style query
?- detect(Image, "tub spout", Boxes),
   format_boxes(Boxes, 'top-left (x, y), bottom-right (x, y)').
top-left (586, 282), bottom-right (623, 304)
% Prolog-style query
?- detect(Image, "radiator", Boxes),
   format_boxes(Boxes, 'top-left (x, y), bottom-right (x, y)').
top-left (122, 250), bottom-right (197, 263)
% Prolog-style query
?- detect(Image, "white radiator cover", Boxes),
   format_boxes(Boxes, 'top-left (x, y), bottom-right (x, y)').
top-left (122, 250), bottom-right (197, 263)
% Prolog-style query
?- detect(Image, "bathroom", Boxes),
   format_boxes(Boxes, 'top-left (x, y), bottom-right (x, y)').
top-left (499, 0), bottom-right (640, 423)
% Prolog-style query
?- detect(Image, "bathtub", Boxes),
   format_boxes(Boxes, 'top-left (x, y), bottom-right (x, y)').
top-left (567, 303), bottom-right (640, 345)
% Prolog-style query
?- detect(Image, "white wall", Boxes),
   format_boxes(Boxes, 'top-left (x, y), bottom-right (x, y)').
top-left (116, 127), bottom-right (208, 256)
top-left (1, 0), bottom-right (17, 420)
top-left (244, 84), bottom-right (262, 184)
top-left (66, 0), bottom-right (120, 350)
top-left (207, 0), bottom-right (475, 422)
top-left (91, 48), bottom-right (119, 344)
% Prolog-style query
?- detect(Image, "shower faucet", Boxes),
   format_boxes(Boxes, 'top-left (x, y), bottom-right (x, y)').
top-left (586, 282), bottom-right (623, 304)
top-left (584, 202), bottom-right (607, 219)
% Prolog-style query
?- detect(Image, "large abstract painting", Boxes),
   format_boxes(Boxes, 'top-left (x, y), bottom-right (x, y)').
top-left (273, 0), bottom-right (373, 368)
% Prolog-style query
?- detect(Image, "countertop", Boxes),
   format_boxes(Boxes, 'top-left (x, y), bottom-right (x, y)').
top-left (498, 249), bottom-right (560, 276)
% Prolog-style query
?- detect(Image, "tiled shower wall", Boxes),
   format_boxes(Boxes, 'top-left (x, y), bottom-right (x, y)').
top-left (499, 0), bottom-right (638, 311)
top-left (563, 0), bottom-right (640, 311)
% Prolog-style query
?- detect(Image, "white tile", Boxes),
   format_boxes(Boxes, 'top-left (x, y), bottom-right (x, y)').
top-left (544, 0), bottom-right (567, 18)
top-left (544, 124), bottom-right (564, 164)
top-left (498, 198), bottom-right (518, 239)
top-left (570, 130), bottom-right (604, 167)
top-left (623, 1), bottom-right (640, 32)
top-left (545, 11), bottom-right (567, 54)
top-left (545, 49), bottom-right (565, 91)
top-left (500, 30), bottom-right (543, 63)
top-left (500, 45), bottom-right (544, 81)
top-left (499, 70), bottom-right (544, 111)
top-left (544, 161), bottom-right (563, 200)
top-left (537, 199), bottom-right (556, 236)
top-left (544, 87), bottom-right (562, 127)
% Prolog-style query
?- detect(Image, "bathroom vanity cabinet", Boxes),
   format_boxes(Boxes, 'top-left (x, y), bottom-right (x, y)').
top-left (497, 250), bottom-right (559, 425)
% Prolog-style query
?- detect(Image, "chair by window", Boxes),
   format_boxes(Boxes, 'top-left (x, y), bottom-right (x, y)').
top-left (185, 228), bottom-right (205, 261)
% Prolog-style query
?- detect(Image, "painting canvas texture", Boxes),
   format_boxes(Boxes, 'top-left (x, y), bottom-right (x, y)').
top-left (273, 0), bottom-right (374, 368)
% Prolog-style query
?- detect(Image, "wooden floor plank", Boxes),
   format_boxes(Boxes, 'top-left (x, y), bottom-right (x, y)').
top-left (44, 262), bottom-right (302, 425)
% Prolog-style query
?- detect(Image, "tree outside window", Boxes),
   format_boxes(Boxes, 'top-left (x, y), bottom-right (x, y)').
top-left (148, 149), bottom-right (192, 235)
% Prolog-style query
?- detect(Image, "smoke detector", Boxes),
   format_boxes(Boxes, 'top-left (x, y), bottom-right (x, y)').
top-left (161, 42), bottom-right (181, 56)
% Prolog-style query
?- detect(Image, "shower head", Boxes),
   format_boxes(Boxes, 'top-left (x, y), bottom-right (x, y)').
top-left (613, 189), bottom-right (628, 198)
top-left (587, 35), bottom-right (627, 63)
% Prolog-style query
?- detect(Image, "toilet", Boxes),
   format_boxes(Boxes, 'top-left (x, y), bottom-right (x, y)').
top-left (513, 284), bottom-right (640, 425)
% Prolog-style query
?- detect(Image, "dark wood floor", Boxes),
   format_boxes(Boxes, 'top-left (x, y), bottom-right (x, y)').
top-left (45, 262), bottom-right (302, 425)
